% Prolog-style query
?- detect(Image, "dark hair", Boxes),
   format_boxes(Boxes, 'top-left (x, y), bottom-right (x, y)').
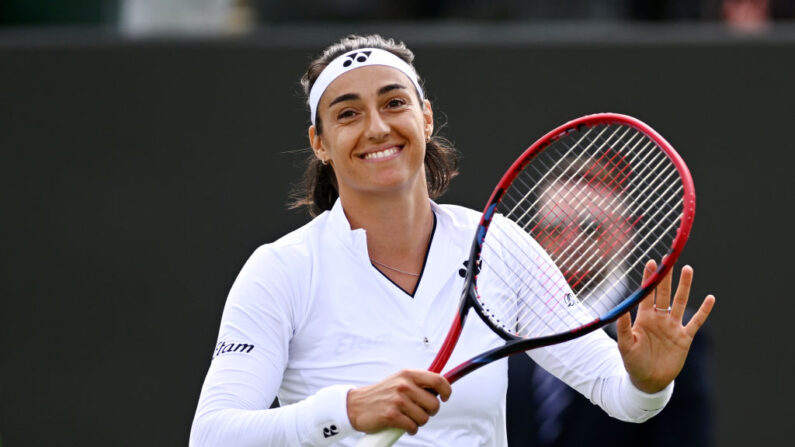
top-left (289, 34), bottom-right (459, 217)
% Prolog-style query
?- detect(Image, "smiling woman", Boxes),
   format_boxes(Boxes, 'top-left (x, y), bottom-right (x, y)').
top-left (290, 35), bottom-right (459, 218)
top-left (189, 34), bottom-right (714, 447)
top-left (310, 66), bottom-right (431, 201)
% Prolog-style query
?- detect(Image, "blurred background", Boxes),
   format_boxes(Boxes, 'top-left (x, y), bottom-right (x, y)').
top-left (1, 1), bottom-right (793, 446)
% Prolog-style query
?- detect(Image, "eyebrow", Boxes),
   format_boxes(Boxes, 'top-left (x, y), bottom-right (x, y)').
top-left (378, 83), bottom-right (407, 95)
top-left (327, 83), bottom-right (408, 108)
top-left (328, 93), bottom-right (359, 107)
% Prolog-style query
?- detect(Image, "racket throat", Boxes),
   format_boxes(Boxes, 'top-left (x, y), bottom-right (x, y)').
top-left (443, 344), bottom-right (513, 384)
top-left (428, 311), bottom-right (467, 373)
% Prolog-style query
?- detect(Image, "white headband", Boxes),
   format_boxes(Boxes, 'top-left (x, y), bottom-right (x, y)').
top-left (308, 48), bottom-right (424, 125)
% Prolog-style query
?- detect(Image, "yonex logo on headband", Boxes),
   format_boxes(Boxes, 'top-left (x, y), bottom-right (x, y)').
top-left (308, 48), bottom-right (425, 125)
top-left (343, 51), bottom-right (372, 67)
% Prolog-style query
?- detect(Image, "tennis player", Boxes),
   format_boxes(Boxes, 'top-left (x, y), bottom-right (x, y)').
top-left (189, 34), bottom-right (715, 446)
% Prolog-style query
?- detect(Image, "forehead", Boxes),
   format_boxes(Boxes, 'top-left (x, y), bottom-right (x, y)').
top-left (319, 65), bottom-right (415, 107)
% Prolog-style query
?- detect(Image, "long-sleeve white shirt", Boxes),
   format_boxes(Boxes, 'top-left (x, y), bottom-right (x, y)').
top-left (190, 199), bottom-right (672, 446)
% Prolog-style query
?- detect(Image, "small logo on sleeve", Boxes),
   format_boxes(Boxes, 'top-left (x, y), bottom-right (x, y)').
top-left (212, 341), bottom-right (255, 359)
top-left (322, 425), bottom-right (339, 438)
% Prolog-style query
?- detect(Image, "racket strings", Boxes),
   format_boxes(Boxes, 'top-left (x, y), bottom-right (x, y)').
top-left (535, 140), bottom-right (679, 292)
top-left (510, 124), bottom-right (639, 221)
top-left (478, 128), bottom-right (638, 335)
top-left (527, 134), bottom-right (656, 276)
top-left (515, 127), bottom-right (680, 300)
top-left (509, 126), bottom-right (671, 270)
top-left (480, 223), bottom-right (594, 337)
top-left (502, 128), bottom-right (650, 282)
top-left (568, 170), bottom-right (683, 296)
top-left (479, 224), bottom-right (578, 329)
top-left (476, 123), bottom-right (685, 338)
top-left (542, 184), bottom-right (682, 315)
top-left (509, 146), bottom-right (646, 289)
top-left (513, 126), bottom-right (645, 235)
top-left (504, 125), bottom-right (623, 224)
top-left (510, 125), bottom-right (676, 318)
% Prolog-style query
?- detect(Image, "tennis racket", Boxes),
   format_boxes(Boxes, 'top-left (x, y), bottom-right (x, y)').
top-left (356, 112), bottom-right (696, 447)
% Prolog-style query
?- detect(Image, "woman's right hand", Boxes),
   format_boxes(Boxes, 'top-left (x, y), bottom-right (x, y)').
top-left (346, 370), bottom-right (452, 435)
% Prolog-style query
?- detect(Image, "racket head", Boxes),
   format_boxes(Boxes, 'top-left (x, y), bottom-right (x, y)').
top-left (465, 113), bottom-right (695, 349)
top-left (354, 113), bottom-right (695, 447)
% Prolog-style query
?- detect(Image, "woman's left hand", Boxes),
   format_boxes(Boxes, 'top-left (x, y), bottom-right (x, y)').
top-left (616, 260), bottom-right (716, 393)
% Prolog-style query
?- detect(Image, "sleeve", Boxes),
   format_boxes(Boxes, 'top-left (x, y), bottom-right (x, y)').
top-left (190, 246), bottom-right (358, 446)
top-left (527, 329), bottom-right (673, 423)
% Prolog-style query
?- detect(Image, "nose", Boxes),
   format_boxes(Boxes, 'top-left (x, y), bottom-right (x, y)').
top-left (364, 110), bottom-right (390, 141)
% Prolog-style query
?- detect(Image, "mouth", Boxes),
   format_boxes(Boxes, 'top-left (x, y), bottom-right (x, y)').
top-left (360, 145), bottom-right (403, 161)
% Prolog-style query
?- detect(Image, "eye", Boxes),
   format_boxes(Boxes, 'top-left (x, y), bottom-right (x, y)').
top-left (337, 109), bottom-right (357, 120)
top-left (386, 97), bottom-right (407, 108)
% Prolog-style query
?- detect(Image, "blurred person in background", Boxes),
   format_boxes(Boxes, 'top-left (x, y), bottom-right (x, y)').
top-left (722, 0), bottom-right (772, 31)
top-left (506, 155), bottom-right (714, 447)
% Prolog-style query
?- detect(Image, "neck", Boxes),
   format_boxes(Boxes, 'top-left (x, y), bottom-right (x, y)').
top-left (340, 186), bottom-right (435, 268)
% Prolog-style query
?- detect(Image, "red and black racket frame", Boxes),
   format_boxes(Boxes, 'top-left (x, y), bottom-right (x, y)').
top-left (428, 113), bottom-right (696, 385)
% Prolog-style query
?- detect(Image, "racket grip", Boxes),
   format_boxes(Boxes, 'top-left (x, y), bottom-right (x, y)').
top-left (355, 428), bottom-right (405, 447)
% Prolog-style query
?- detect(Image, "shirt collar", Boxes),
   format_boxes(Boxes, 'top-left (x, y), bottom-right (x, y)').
top-left (327, 198), bottom-right (369, 254)
top-left (326, 198), bottom-right (450, 254)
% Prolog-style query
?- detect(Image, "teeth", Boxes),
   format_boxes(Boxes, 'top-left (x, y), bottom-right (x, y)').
top-left (363, 147), bottom-right (399, 160)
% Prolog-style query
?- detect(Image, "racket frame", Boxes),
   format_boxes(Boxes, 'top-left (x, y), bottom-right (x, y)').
top-left (431, 113), bottom-right (696, 384)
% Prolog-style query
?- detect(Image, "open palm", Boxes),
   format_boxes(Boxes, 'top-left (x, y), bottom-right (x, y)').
top-left (616, 260), bottom-right (716, 393)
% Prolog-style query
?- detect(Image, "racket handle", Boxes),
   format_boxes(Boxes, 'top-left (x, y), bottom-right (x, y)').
top-left (355, 428), bottom-right (405, 447)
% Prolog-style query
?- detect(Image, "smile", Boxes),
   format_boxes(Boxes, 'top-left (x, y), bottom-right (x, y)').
top-left (361, 145), bottom-right (402, 161)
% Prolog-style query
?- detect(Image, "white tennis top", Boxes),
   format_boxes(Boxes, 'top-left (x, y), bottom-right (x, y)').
top-left (190, 199), bottom-right (672, 446)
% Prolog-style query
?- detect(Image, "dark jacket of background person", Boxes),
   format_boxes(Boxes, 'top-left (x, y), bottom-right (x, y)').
top-left (507, 309), bottom-right (714, 447)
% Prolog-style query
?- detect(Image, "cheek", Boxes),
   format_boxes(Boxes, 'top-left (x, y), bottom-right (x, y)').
top-left (398, 114), bottom-right (427, 141)
top-left (325, 132), bottom-right (356, 160)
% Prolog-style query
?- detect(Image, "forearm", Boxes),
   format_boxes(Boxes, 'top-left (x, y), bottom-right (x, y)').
top-left (528, 329), bottom-right (673, 423)
top-left (589, 365), bottom-right (673, 422)
top-left (190, 384), bottom-right (356, 447)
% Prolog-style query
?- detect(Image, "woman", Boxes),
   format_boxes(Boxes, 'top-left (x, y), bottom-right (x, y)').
top-left (190, 34), bottom-right (715, 446)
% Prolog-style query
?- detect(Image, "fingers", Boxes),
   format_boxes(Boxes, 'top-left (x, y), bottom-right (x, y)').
top-left (347, 369), bottom-right (451, 435)
top-left (670, 265), bottom-right (694, 322)
top-left (391, 371), bottom-right (450, 434)
top-left (685, 294), bottom-right (716, 338)
top-left (388, 410), bottom-right (423, 436)
top-left (653, 259), bottom-right (674, 311)
top-left (393, 398), bottom-right (431, 435)
top-left (411, 370), bottom-right (452, 403)
top-left (637, 260), bottom-right (657, 312)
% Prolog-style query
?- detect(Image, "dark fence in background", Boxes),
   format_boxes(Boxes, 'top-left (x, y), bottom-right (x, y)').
top-left (1, 25), bottom-right (792, 446)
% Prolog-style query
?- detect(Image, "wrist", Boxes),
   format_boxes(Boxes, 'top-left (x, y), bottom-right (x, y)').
top-left (629, 375), bottom-right (668, 394)
top-left (346, 387), bottom-right (360, 431)
top-left (302, 384), bottom-right (357, 443)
